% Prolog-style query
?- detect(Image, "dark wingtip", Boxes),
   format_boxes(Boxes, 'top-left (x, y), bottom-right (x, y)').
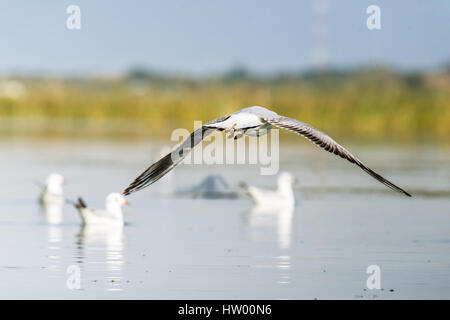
top-left (122, 151), bottom-right (176, 196)
top-left (389, 182), bottom-right (411, 197)
top-left (123, 180), bottom-right (139, 195)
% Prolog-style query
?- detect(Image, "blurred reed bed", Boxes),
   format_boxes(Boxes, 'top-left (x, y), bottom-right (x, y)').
top-left (0, 67), bottom-right (449, 143)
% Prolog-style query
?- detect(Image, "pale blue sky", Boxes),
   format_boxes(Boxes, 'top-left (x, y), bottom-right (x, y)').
top-left (0, 0), bottom-right (448, 75)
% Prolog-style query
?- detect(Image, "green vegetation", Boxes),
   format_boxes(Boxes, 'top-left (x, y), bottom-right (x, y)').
top-left (1, 67), bottom-right (449, 142)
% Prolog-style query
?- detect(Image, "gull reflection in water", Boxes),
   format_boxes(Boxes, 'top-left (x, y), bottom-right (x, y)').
top-left (246, 204), bottom-right (294, 250)
top-left (275, 255), bottom-right (292, 286)
top-left (41, 201), bottom-right (64, 225)
top-left (244, 205), bottom-right (294, 287)
top-left (46, 225), bottom-right (63, 273)
top-left (42, 203), bottom-right (64, 274)
top-left (76, 224), bottom-right (125, 291)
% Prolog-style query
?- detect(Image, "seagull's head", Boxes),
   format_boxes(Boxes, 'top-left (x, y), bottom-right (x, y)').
top-left (45, 173), bottom-right (65, 195)
top-left (106, 193), bottom-right (129, 209)
top-left (278, 172), bottom-right (297, 187)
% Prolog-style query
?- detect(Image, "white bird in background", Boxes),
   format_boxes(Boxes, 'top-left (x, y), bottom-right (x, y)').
top-left (74, 193), bottom-right (129, 226)
top-left (39, 173), bottom-right (65, 224)
top-left (176, 174), bottom-right (241, 199)
top-left (39, 173), bottom-right (65, 206)
top-left (124, 106), bottom-right (411, 197)
top-left (244, 172), bottom-right (297, 207)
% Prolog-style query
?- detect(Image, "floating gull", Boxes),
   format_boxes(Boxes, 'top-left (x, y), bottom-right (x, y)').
top-left (38, 173), bottom-right (65, 224)
top-left (175, 174), bottom-right (241, 199)
top-left (39, 173), bottom-right (65, 206)
top-left (124, 106), bottom-right (411, 197)
top-left (242, 172), bottom-right (297, 207)
top-left (73, 193), bottom-right (129, 226)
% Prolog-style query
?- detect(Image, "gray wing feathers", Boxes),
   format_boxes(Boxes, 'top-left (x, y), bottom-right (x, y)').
top-left (122, 117), bottom-right (231, 196)
top-left (268, 116), bottom-right (411, 197)
top-left (123, 128), bottom-right (209, 195)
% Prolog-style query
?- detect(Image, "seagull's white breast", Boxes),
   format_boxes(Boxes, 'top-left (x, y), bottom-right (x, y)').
top-left (208, 112), bottom-right (264, 130)
top-left (79, 208), bottom-right (124, 226)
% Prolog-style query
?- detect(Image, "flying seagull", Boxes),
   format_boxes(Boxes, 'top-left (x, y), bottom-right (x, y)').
top-left (123, 106), bottom-right (411, 197)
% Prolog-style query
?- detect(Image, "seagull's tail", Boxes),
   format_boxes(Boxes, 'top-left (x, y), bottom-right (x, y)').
top-left (238, 181), bottom-right (252, 197)
top-left (66, 197), bottom-right (87, 210)
top-left (35, 181), bottom-right (45, 204)
top-left (238, 181), bottom-right (249, 191)
top-left (76, 197), bottom-right (88, 210)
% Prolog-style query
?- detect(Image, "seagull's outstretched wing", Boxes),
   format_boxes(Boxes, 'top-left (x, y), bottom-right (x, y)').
top-left (123, 116), bottom-right (229, 195)
top-left (267, 116), bottom-right (411, 197)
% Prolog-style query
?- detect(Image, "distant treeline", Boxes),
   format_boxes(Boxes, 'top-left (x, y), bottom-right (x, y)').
top-left (0, 66), bottom-right (449, 142)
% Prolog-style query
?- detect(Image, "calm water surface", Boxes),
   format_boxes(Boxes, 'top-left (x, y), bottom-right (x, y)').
top-left (0, 139), bottom-right (449, 299)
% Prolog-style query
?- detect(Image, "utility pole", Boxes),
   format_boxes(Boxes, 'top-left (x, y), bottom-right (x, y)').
top-left (312, 0), bottom-right (329, 72)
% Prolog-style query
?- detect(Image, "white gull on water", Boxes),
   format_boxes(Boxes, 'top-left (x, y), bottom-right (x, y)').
top-left (39, 173), bottom-right (65, 206)
top-left (123, 106), bottom-right (411, 197)
top-left (244, 172), bottom-right (297, 208)
top-left (39, 173), bottom-right (65, 224)
top-left (74, 193), bottom-right (129, 226)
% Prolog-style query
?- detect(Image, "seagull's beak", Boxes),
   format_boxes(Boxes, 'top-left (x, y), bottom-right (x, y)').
top-left (123, 200), bottom-right (130, 206)
top-left (293, 177), bottom-right (298, 184)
